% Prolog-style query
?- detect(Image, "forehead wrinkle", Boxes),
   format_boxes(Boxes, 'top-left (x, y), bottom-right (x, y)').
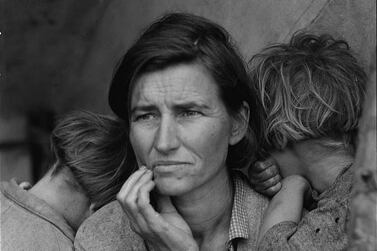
top-left (132, 68), bottom-right (218, 108)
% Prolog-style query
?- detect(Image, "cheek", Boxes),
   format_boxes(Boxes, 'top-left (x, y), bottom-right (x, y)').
top-left (129, 126), bottom-right (149, 163)
top-left (186, 120), bottom-right (231, 162)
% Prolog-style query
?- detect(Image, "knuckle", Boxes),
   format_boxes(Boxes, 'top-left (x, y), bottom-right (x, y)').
top-left (137, 199), bottom-right (149, 210)
top-left (261, 180), bottom-right (271, 188)
top-left (116, 192), bottom-right (125, 201)
top-left (139, 184), bottom-right (149, 194)
top-left (271, 183), bottom-right (282, 192)
top-left (116, 193), bottom-right (122, 201)
top-left (264, 158), bottom-right (275, 166)
top-left (255, 161), bottom-right (265, 169)
top-left (263, 168), bottom-right (273, 178)
top-left (271, 175), bottom-right (280, 185)
top-left (260, 162), bottom-right (270, 169)
top-left (272, 166), bottom-right (280, 175)
top-left (266, 166), bottom-right (278, 177)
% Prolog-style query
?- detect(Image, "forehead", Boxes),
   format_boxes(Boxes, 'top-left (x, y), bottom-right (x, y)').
top-left (130, 63), bottom-right (222, 107)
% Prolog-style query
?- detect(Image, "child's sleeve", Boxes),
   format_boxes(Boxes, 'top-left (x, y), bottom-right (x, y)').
top-left (258, 167), bottom-right (352, 251)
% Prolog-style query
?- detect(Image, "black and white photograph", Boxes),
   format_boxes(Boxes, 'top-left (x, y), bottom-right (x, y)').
top-left (1, 0), bottom-right (376, 250)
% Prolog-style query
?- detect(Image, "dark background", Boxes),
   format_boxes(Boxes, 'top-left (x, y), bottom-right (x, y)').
top-left (0, 0), bottom-right (376, 183)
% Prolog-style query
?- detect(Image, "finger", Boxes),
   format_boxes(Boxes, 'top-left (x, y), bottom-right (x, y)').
top-left (137, 180), bottom-right (156, 214)
top-left (117, 166), bottom-right (148, 201)
top-left (254, 174), bottom-right (281, 191)
top-left (262, 182), bottom-right (282, 197)
top-left (137, 181), bottom-right (163, 226)
top-left (251, 164), bottom-right (279, 182)
top-left (127, 170), bottom-right (154, 203)
top-left (156, 195), bottom-right (176, 213)
top-left (254, 159), bottom-right (275, 172)
top-left (118, 170), bottom-right (153, 212)
top-left (117, 169), bottom-right (153, 230)
top-left (119, 172), bottom-right (155, 234)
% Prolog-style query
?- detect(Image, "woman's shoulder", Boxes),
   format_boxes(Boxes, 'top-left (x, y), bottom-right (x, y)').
top-left (75, 201), bottom-right (147, 251)
top-left (232, 170), bottom-right (270, 214)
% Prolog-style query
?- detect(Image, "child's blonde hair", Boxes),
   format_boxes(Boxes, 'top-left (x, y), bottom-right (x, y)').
top-left (249, 32), bottom-right (366, 152)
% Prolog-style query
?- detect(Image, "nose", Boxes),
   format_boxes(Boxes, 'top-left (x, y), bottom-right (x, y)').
top-left (154, 115), bottom-right (180, 154)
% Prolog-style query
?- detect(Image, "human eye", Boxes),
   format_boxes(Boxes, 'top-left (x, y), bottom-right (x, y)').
top-left (180, 110), bottom-right (202, 118)
top-left (133, 113), bottom-right (157, 122)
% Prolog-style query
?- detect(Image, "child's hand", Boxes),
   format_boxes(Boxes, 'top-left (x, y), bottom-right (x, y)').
top-left (249, 158), bottom-right (282, 197)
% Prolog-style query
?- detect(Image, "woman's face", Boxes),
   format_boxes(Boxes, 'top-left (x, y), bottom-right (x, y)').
top-left (129, 63), bottom-right (243, 196)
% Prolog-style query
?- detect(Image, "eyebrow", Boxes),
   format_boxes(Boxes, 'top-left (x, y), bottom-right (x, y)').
top-left (130, 105), bottom-right (156, 115)
top-left (130, 101), bottom-right (211, 114)
top-left (174, 101), bottom-right (210, 110)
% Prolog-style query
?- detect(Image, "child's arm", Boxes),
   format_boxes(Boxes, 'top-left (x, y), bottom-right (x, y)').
top-left (258, 175), bottom-right (311, 245)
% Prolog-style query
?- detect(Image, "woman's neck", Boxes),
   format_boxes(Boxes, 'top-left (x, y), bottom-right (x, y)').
top-left (171, 168), bottom-right (233, 246)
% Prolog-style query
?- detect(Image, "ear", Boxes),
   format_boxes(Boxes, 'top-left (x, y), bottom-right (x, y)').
top-left (229, 101), bottom-right (250, 146)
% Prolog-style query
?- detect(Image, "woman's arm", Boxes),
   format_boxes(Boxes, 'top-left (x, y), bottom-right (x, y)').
top-left (258, 175), bottom-right (311, 244)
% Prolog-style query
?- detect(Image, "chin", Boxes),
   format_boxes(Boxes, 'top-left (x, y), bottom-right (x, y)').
top-left (154, 179), bottom-right (190, 196)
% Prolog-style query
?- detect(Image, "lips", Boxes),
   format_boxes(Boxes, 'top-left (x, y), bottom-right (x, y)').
top-left (152, 161), bottom-right (191, 172)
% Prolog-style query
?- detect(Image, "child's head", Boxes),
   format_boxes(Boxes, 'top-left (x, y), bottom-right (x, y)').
top-left (249, 32), bottom-right (367, 154)
top-left (50, 111), bottom-right (131, 211)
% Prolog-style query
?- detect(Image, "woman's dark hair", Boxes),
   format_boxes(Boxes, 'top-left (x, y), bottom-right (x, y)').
top-left (109, 12), bottom-right (264, 169)
top-left (51, 111), bottom-right (131, 210)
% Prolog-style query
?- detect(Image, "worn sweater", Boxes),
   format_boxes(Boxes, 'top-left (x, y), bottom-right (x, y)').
top-left (0, 179), bottom-right (75, 251)
top-left (258, 165), bottom-right (353, 251)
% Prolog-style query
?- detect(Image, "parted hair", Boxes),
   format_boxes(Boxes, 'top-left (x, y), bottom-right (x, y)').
top-left (249, 32), bottom-right (367, 152)
top-left (51, 111), bottom-right (131, 210)
top-left (109, 13), bottom-right (264, 169)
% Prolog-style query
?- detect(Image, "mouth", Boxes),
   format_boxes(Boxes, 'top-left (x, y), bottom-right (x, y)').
top-left (152, 161), bottom-right (191, 172)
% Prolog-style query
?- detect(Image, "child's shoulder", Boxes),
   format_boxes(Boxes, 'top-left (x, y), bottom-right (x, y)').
top-left (314, 164), bottom-right (354, 203)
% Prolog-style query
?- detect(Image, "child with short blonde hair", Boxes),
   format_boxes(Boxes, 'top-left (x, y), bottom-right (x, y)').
top-left (248, 32), bottom-right (366, 250)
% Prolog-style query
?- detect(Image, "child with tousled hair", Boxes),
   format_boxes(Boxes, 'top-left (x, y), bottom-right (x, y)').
top-left (1, 111), bottom-right (131, 250)
top-left (248, 32), bottom-right (366, 250)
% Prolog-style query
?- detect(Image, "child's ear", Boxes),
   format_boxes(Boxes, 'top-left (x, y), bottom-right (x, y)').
top-left (229, 101), bottom-right (250, 146)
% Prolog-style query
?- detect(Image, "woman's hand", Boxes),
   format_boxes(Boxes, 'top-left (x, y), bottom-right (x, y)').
top-left (116, 166), bottom-right (198, 251)
top-left (249, 158), bottom-right (282, 197)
